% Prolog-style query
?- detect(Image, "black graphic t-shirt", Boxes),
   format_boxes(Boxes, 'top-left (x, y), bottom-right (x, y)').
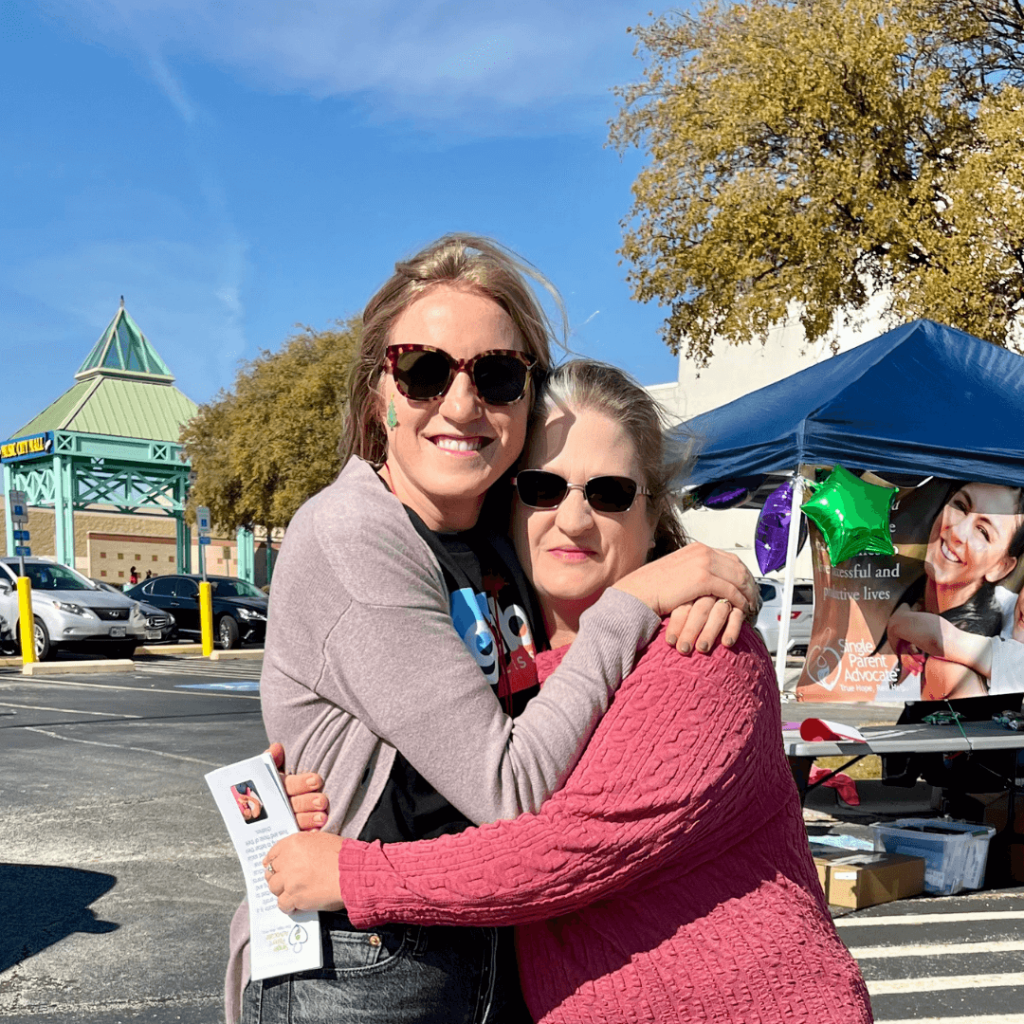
top-left (358, 510), bottom-right (546, 844)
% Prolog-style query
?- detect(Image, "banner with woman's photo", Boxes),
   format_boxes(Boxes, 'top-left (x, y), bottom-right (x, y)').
top-left (797, 476), bottom-right (1024, 703)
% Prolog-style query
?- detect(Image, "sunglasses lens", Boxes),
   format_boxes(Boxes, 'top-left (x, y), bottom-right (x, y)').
top-left (391, 349), bottom-right (529, 404)
top-left (587, 477), bottom-right (638, 513)
top-left (473, 354), bottom-right (530, 405)
top-left (394, 349), bottom-right (452, 400)
top-left (516, 471), bottom-right (567, 509)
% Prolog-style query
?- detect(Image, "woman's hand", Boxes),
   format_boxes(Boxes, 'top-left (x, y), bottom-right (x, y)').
top-left (269, 742), bottom-right (330, 830)
top-left (664, 595), bottom-right (748, 654)
top-left (264, 832), bottom-right (346, 914)
top-left (612, 543), bottom-right (758, 653)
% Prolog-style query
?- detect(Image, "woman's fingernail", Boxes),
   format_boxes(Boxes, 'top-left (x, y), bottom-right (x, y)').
top-left (306, 776), bottom-right (319, 788)
top-left (665, 634), bottom-right (678, 647)
top-left (679, 642), bottom-right (691, 654)
top-left (724, 638), bottom-right (734, 647)
top-left (315, 814), bottom-right (326, 825)
top-left (698, 641), bottom-right (709, 652)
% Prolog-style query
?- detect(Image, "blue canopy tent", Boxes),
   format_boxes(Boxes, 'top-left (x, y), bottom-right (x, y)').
top-left (671, 319), bottom-right (1024, 685)
top-left (675, 318), bottom-right (1024, 490)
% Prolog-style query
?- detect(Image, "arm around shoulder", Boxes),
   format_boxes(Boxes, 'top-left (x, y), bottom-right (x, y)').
top-left (292, 460), bottom-right (664, 826)
top-left (338, 631), bottom-right (780, 929)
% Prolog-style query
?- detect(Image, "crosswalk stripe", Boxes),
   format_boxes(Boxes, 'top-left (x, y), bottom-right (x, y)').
top-left (836, 910), bottom-right (1024, 927)
top-left (851, 939), bottom-right (1024, 958)
top-left (866, 973), bottom-right (1024, 995)
top-left (882, 1016), bottom-right (1024, 1024)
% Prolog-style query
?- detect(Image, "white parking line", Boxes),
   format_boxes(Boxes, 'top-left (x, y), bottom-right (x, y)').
top-left (883, 1016), bottom-right (1024, 1024)
top-left (867, 973), bottom-right (1024, 995)
top-left (837, 910), bottom-right (1024, 927)
top-left (1, 676), bottom-right (260, 699)
top-left (0, 700), bottom-right (141, 717)
top-left (24, 726), bottom-right (222, 766)
top-left (851, 939), bottom-right (1024, 958)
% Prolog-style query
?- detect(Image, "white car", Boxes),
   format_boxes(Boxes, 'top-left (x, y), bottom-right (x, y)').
top-left (0, 558), bottom-right (152, 660)
top-left (754, 578), bottom-right (815, 656)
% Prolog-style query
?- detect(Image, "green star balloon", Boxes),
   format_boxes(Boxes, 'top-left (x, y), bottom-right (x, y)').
top-left (800, 465), bottom-right (896, 564)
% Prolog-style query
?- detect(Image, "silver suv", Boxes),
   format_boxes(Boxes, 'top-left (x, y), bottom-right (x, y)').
top-left (754, 578), bottom-right (815, 656)
top-left (0, 558), bottom-right (154, 660)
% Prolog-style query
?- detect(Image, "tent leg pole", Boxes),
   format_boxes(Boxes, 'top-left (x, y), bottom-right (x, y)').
top-left (774, 474), bottom-right (805, 694)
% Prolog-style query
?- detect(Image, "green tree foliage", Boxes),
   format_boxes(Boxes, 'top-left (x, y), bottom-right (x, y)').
top-left (610, 0), bottom-right (1024, 365)
top-left (180, 319), bottom-right (361, 532)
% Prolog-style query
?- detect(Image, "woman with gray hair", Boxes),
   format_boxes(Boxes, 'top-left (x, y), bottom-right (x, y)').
top-left (232, 237), bottom-right (758, 1024)
top-left (266, 360), bottom-right (871, 1024)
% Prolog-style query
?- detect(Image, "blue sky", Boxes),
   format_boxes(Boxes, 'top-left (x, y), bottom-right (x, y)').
top-left (1, 1), bottom-right (686, 441)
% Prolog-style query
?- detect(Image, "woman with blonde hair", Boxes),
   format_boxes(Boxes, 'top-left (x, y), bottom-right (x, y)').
top-left (230, 237), bottom-right (756, 1024)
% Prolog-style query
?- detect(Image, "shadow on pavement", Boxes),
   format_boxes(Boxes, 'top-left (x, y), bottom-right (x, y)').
top-left (0, 863), bottom-right (119, 972)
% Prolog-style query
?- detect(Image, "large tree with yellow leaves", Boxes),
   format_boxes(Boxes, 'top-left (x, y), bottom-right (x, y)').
top-left (611, 0), bottom-right (1024, 365)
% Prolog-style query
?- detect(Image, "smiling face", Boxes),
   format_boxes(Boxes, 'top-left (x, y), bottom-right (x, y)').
top-left (381, 284), bottom-right (529, 531)
top-left (924, 482), bottom-right (1023, 606)
top-left (512, 405), bottom-right (655, 646)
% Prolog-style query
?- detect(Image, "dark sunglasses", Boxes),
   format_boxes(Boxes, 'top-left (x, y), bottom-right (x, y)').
top-left (384, 344), bottom-right (536, 406)
top-left (512, 470), bottom-right (650, 514)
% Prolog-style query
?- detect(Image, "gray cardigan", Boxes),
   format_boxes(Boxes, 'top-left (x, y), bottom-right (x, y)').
top-left (226, 457), bottom-right (660, 1020)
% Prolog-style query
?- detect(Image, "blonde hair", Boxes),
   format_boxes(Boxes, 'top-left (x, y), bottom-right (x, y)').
top-left (532, 360), bottom-right (694, 558)
top-left (340, 234), bottom-right (564, 466)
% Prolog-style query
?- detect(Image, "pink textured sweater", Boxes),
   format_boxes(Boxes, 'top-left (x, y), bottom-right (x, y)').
top-left (337, 625), bottom-right (873, 1023)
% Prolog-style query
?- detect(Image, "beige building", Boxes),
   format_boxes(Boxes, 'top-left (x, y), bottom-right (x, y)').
top-left (0, 499), bottom-right (241, 582)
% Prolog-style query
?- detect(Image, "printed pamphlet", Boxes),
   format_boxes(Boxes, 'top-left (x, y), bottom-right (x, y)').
top-left (205, 752), bottom-right (322, 981)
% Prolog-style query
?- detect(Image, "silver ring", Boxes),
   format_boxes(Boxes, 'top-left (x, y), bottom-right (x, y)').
top-left (265, 862), bottom-right (275, 876)
top-left (716, 598), bottom-right (731, 606)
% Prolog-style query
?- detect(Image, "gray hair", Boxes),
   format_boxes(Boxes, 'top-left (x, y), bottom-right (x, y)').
top-left (531, 360), bottom-right (694, 558)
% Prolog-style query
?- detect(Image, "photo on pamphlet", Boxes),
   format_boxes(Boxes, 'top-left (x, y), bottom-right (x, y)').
top-left (231, 780), bottom-right (268, 824)
top-left (798, 475), bottom-right (1024, 703)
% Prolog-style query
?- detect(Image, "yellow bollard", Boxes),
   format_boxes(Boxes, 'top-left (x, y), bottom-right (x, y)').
top-left (199, 581), bottom-right (214, 657)
top-left (17, 576), bottom-right (35, 664)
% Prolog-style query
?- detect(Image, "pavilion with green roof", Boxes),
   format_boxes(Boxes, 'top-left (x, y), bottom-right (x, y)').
top-left (1, 302), bottom-right (233, 573)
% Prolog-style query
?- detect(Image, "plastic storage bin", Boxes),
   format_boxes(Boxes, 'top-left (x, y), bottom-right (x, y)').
top-left (870, 818), bottom-right (997, 895)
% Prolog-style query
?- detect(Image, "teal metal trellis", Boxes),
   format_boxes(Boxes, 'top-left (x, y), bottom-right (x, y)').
top-left (1, 302), bottom-right (255, 578)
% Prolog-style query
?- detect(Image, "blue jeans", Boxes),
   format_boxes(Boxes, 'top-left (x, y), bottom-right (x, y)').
top-left (242, 911), bottom-right (531, 1024)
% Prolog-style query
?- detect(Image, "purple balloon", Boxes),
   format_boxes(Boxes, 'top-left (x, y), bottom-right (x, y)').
top-left (755, 480), bottom-right (808, 574)
top-left (698, 475), bottom-right (764, 510)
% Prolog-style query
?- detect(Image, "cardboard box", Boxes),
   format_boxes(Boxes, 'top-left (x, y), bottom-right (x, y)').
top-left (819, 851), bottom-right (926, 909)
top-left (809, 845), bottom-right (863, 895)
top-left (956, 793), bottom-right (1024, 884)
top-left (974, 792), bottom-right (1024, 835)
top-left (1010, 843), bottom-right (1024, 884)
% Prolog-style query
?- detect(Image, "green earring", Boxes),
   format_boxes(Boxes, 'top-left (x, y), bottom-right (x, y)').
top-left (386, 398), bottom-right (398, 429)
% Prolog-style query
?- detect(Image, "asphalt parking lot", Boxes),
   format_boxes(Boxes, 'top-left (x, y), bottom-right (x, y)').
top-left (0, 654), bottom-right (267, 1023)
top-left (1, 655), bottom-right (1022, 1023)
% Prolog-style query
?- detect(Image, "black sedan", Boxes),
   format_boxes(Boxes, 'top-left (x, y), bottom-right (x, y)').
top-left (125, 575), bottom-right (268, 649)
top-left (90, 580), bottom-right (178, 644)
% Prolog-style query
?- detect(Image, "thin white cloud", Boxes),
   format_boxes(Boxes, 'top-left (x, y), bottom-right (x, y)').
top-left (145, 50), bottom-right (197, 124)
top-left (38, 0), bottom-right (653, 132)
